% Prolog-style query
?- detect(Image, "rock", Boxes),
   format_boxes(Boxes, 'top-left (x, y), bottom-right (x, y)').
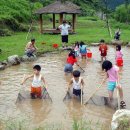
top-left (111, 40), bottom-right (123, 45)
top-left (91, 43), bottom-right (100, 46)
top-left (111, 109), bottom-right (130, 130)
top-left (40, 54), bottom-right (46, 57)
top-left (22, 55), bottom-right (37, 62)
top-left (0, 65), bottom-right (5, 70)
top-left (1, 60), bottom-right (8, 66)
top-left (7, 55), bottom-right (21, 65)
top-left (127, 42), bottom-right (130, 47)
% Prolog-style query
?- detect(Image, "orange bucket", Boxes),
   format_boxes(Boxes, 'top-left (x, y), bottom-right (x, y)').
top-left (87, 52), bottom-right (92, 58)
top-left (116, 58), bottom-right (123, 67)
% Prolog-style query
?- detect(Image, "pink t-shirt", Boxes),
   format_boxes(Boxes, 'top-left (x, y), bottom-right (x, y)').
top-left (116, 51), bottom-right (123, 60)
top-left (74, 46), bottom-right (79, 51)
top-left (107, 65), bottom-right (119, 82)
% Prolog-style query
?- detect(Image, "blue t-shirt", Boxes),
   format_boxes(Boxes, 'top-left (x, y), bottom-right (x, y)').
top-left (80, 45), bottom-right (87, 54)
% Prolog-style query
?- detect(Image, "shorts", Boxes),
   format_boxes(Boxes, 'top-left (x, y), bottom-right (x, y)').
top-left (62, 35), bottom-right (68, 43)
top-left (31, 86), bottom-right (42, 98)
top-left (73, 88), bottom-right (83, 96)
top-left (107, 81), bottom-right (117, 91)
top-left (75, 51), bottom-right (79, 57)
top-left (64, 63), bottom-right (73, 73)
top-left (81, 53), bottom-right (87, 57)
top-left (25, 49), bottom-right (35, 57)
top-left (101, 53), bottom-right (107, 57)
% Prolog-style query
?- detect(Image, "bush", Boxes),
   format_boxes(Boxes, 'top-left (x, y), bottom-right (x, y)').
top-left (84, 16), bottom-right (99, 21)
top-left (114, 4), bottom-right (130, 23)
top-left (0, 0), bottom-right (43, 32)
top-left (19, 24), bottom-right (29, 32)
top-left (0, 29), bottom-right (12, 36)
top-left (110, 19), bottom-right (130, 30)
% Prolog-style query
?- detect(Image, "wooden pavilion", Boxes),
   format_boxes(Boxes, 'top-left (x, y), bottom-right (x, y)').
top-left (35, 1), bottom-right (81, 34)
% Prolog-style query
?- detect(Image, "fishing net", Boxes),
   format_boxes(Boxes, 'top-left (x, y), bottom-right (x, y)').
top-left (16, 89), bottom-right (30, 103)
top-left (16, 87), bottom-right (52, 103)
top-left (78, 67), bottom-right (85, 73)
top-left (42, 87), bottom-right (52, 102)
top-left (63, 91), bottom-right (72, 102)
top-left (86, 95), bottom-right (118, 109)
top-left (63, 90), bottom-right (83, 104)
top-left (16, 93), bottom-right (25, 103)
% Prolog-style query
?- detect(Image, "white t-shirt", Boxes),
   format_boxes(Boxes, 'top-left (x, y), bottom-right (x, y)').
top-left (59, 24), bottom-right (70, 36)
top-left (72, 77), bottom-right (82, 90)
top-left (32, 74), bottom-right (42, 88)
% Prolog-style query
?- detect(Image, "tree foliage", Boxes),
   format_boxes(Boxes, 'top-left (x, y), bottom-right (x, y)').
top-left (0, 0), bottom-right (42, 32)
top-left (0, 0), bottom-right (129, 34)
top-left (115, 4), bottom-right (130, 23)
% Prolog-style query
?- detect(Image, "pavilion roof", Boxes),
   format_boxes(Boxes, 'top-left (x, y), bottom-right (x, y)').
top-left (35, 1), bottom-right (81, 14)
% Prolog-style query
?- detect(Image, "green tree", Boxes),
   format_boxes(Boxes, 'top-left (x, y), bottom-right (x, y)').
top-left (115, 4), bottom-right (130, 23)
top-left (125, 0), bottom-right (130, 23)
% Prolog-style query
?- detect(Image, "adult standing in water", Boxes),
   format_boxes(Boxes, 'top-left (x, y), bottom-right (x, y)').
top-left (59, 20), bottom-right (71, 48)
top-left (25, 38), bottom-right (38, 57)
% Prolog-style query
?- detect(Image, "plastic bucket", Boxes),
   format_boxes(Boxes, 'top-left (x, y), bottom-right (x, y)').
top-left (116, 58), bottom-right (123, 67)
top-left (87, 52), bottom-right (92, 58)
top-left (53, 44), bottom-right (59, 49)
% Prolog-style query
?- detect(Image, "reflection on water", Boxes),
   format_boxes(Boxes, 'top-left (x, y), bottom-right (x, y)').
top-left (0, 46), bottom-right (130, 129)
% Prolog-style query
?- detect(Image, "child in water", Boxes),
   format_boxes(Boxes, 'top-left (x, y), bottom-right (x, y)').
top-left (102, 60), bottom-right (126, 108)
top-left (74, 41), bottom-right (80, 57)
top-left (99, 39), bottom-right (108, 62)
top-left (64, 51), bottom-right (80, 74)
top-left (115, 45), bottom-right (123, 61)
top-left (79, 41), bottom-right (90, 59)
top-left (21, 65), bottom-right (46, 99)
top-left (68, 70), bottom-right (85, 97)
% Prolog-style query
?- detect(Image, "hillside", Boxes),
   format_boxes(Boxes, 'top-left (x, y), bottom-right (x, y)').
top-left (108, 0), bottom-right (125, 9)
top-left (0, 0), bottom-right (43, 36)
top-left (0, 0), bottom-right (129, 36)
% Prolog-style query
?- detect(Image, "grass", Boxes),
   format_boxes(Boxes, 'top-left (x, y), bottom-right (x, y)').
top-left (117, 116), bottom-right (130, 130)
top-left (0, 16), bottom-right (130, 61)
top-left (1, 119), bottom-right (110, 130)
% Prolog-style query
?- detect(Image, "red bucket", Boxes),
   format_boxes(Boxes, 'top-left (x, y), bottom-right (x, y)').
top-left (116, 58), bottom-right (123, 67)
top-left (53, 44), bottom-right (59, 49)
top-left (87, 52), bottom-right (92, 58)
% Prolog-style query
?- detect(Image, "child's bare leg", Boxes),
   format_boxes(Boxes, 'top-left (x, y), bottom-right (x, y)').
top-left (118, 86), bottom-right (126, 108)
top-left (81, 56), bottom-right (83, 59)
top-left (118, 87), bottom-right (123, 101)
top-left (108, 90), bottom-right (113, 101)
top-left (101, 56), bottom-right (103, 62)
top-left (104, 56), bottom-right (107, 61)
top-left (64, 72), bottom-right (67, 76)
top-left (62, 42), bottom-right (65, 48)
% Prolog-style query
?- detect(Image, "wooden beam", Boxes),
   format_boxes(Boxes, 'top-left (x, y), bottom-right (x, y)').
top-left (53, 14), bottom-right (56, 29)
top-left (72, 14), bottom-right (76, 32)
top-left (39, 14), bottom-right (43, 33)
top-left (59, 13), bottom-right (63, 25)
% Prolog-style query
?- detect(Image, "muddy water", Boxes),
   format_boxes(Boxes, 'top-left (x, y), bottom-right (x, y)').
top-left (0, 46), bottom-right (130, 129)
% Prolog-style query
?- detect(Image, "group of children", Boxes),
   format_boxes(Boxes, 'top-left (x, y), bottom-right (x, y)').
top-left (1, 38), bottom-right (123, 108)
top-left (74, 41), bottom-right (90, 59)
top-left (64, 39), bottom-right (126, 108)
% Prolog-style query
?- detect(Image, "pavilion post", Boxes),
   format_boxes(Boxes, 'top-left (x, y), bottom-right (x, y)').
top-left (72, 14), bottom-right (76, 32)
top-left (39, 14), bottom-right (43, 33)
top-left (59, 13), bottom-right (63, 25)
top-left (53, 14), bottom-right (56, 29)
